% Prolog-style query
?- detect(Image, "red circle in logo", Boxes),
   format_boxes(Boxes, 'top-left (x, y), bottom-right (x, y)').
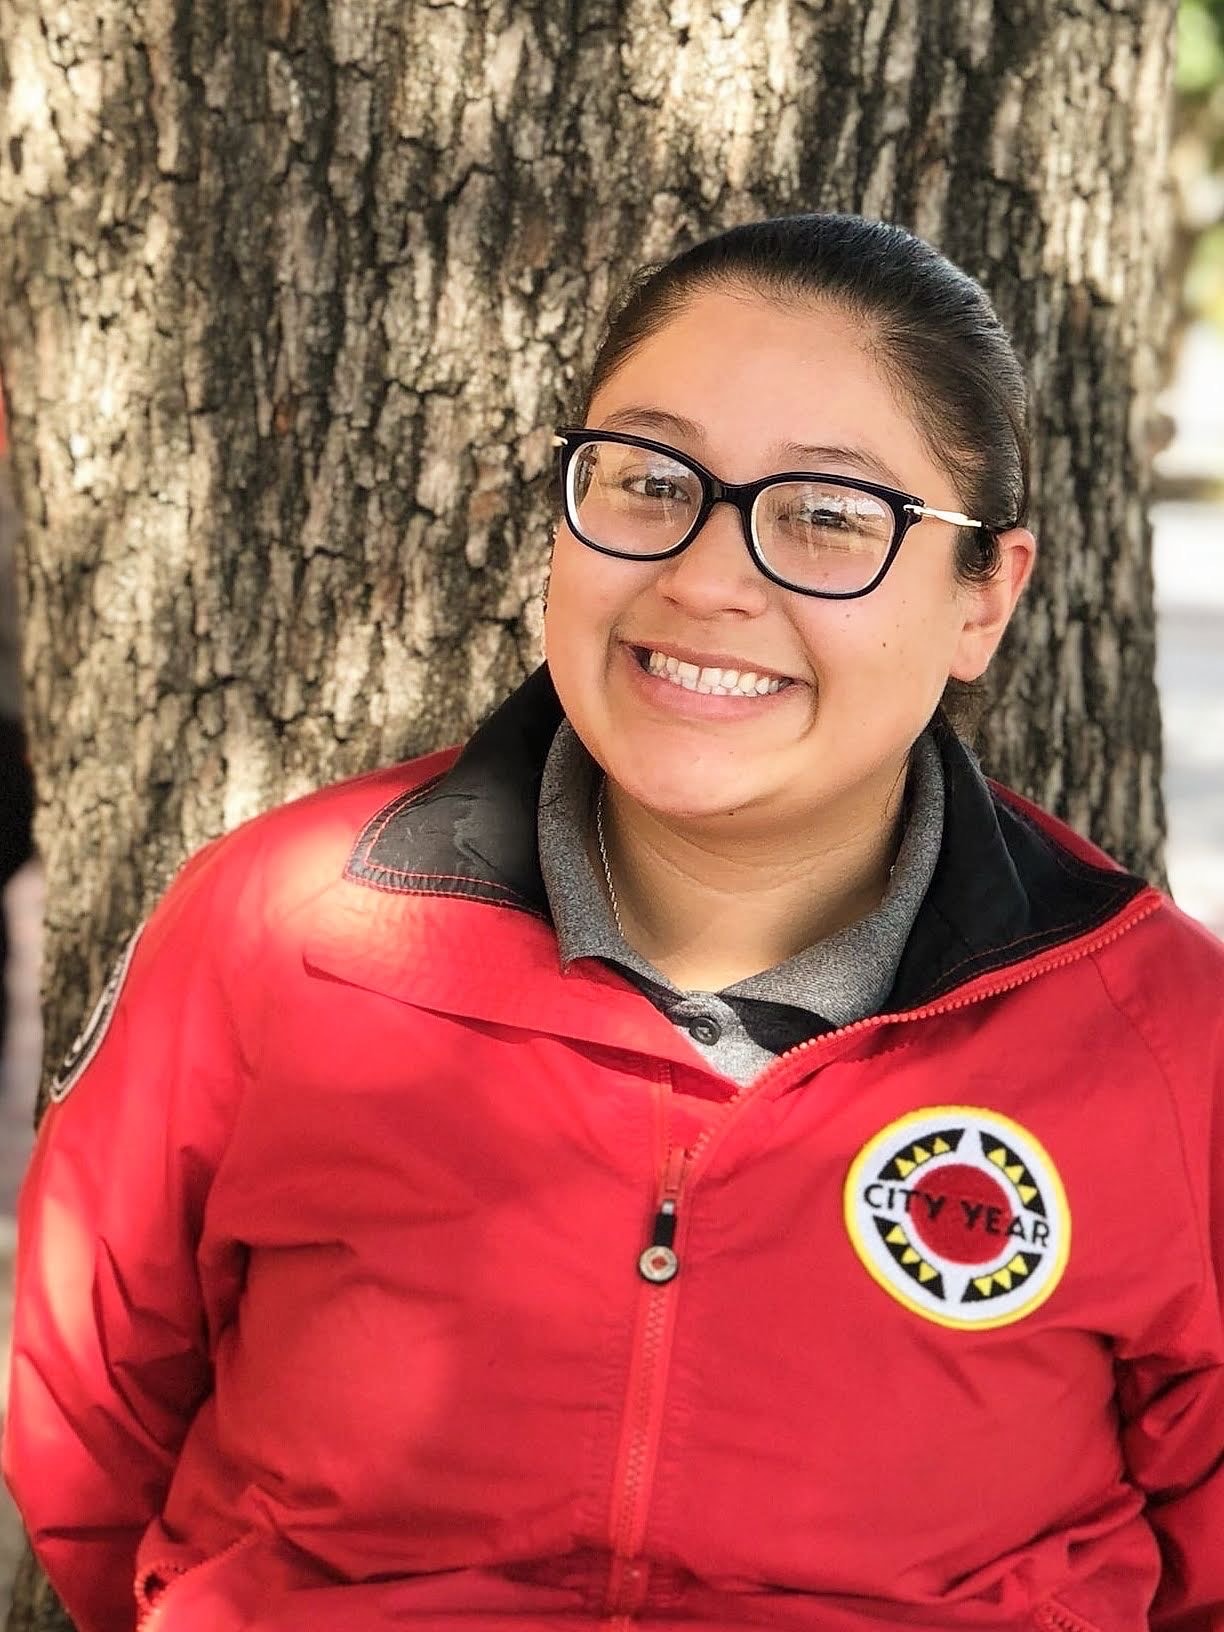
top-left (908, 1164), bottom-right (1016, 1265)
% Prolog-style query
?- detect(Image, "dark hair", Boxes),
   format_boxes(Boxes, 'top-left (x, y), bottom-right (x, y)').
top-left (579, 214), bottom-right (1031, 736)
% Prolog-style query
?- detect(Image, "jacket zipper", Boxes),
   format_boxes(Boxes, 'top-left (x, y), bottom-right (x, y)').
top-left (679, 889), bottom-right (1161, 1185)
top-left (136, 1560), bottom-right (188, 1632)
top-left (605, 1142), bottom-right (687, 1616)
top-left (599, 888), bottom-right (1159, 1621)
top-left (749, 886), bottom-right (1161, 1092)
top-left (135, 1533), bottom-right (254, 1631)
top-left (1032, 1601), bottom-right (1101, 1632)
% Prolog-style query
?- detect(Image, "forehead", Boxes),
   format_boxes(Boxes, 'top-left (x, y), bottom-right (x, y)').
top-left (589, 287), bottom-right (938, 489)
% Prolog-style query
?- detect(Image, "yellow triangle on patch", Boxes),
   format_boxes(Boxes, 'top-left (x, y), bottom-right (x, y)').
top-left (912, 1144), bottom-right (931, 1164)
top-left (993, 1269), bottom-right (1013, 1291)
top-left (973, 1276), bottom-right (995, 1296)
top-left (1007, 1255), bottom-right (1029, 1277)
top-left (918, 1262), bottom-right (939, 1284)
top-left (987, 1147), bottom-right (1008, 1169)
top-left (886, 1226), bottom-right (907, 1245)
top-left (901, 1248), bottom-right (921, 1265)
top-left (1005, 1163), bottom-right (1025, 1183)
top-left (1018, 1184), bottom-right (1038, 1205)
top-left (932, 1137), bottom-right (951, 1155)
top-left (895, 1157), bottom-right (916, 1177)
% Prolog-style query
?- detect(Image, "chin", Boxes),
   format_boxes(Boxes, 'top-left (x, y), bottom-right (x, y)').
top-left (609, 756), bottom-right (768, 824)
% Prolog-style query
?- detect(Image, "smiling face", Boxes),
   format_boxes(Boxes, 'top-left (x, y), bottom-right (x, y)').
top-left (544, 286), bottom-right (1032, 840)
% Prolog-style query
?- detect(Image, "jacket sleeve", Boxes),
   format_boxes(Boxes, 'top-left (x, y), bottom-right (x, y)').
top-left (2, 837), bottom-right (251, 1632)
top-left (1115, 943), bottom-right (1224, 1632)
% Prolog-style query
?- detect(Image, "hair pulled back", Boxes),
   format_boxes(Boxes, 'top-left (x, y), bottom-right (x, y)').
top-left (579, 215), bottom-right (1031, 732)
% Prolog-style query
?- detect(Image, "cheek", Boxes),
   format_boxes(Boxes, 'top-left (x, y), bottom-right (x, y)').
top-left (543, 534), bottom-right (628, 719)
top-left (791, 602), bottom-right (914, 681)
top-left (544, 527), bottom-right (654, 665)
top-left (793, 591), bottom-right (961, 723)
top-left (544, 530), bottom-right (597, 656)
top-left (841, 572), bottom-right (965, 671)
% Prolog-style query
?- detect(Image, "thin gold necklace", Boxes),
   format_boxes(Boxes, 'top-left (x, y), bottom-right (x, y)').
top-left (595, 777), bottom-right (625, 936)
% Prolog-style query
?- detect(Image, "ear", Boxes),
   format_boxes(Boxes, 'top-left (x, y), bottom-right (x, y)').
top-left (948, 527), bottom-right (1037, 682)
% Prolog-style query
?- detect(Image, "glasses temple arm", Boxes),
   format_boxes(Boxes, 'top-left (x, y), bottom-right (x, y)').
top-left (905, 503), bottom-right (983, 528)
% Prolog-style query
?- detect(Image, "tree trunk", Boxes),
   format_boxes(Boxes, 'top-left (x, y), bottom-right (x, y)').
top-left (0, 1), bottom-right (1178, 1625)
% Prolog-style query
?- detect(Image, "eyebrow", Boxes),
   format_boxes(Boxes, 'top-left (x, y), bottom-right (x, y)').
top-left (595, 406), bottom-right (908, 489)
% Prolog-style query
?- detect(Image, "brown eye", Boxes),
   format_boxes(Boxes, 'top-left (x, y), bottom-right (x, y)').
top-left (633, 475), bottom-right (688, 501)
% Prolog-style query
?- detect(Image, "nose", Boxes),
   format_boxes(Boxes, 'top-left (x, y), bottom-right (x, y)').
top-left (653, 499), bottom-right (770, 619)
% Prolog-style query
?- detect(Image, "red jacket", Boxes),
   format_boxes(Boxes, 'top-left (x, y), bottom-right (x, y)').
top-left (7, 669), bottom-right (1224, 1632)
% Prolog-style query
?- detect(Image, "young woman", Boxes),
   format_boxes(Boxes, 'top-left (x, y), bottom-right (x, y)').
top-left (6, 216), bottom-right (1222, 1632)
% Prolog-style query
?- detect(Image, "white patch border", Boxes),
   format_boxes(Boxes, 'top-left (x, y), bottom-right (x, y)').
top-left (844, 1104), bottom-right (1072, 1332)
top-left (49, 924), bottom-right (146, 1103)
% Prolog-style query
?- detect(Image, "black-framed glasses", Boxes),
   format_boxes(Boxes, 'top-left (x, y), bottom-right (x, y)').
top-left (553, 428), bottom-right (985, 600)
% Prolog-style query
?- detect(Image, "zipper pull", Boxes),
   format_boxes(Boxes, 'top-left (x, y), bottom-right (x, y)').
top-left (638, 1149), bottom-right (685, 1283)
top-left (639, 1199), bottom-right (678, 1283)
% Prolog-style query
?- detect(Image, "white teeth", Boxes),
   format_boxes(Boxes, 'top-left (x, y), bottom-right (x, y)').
top-left (640, 649), bottom-right (788, 697)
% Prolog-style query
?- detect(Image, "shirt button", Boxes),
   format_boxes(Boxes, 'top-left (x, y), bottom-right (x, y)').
top-left (688, 1015), bottom-right (722, 1046)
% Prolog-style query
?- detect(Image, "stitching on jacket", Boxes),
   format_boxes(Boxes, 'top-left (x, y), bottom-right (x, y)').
top-left (928, 891), bottom-right (1139, 991)
top-left (351, 774), bottom-right (445, 864)
top-left (932, 925), bottom-right (1076, 987)
top-left (337, 876), bottom-right (547, 919)
top-left (350, 862), bottom-right (522, 893)
top-left (345, 775), bottom-right (542, 914)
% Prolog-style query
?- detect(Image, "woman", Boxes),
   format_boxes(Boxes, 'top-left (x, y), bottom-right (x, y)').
top-left (6, 216), bottom-right (1222, 1632)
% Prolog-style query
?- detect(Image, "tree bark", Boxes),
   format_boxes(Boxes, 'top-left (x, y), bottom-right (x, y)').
top-left (0, 1), bottom-right (1178, 1625)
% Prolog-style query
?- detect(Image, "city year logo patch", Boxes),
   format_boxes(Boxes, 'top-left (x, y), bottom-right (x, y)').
top-left (844, 1106), bottom-right (1070, 1330)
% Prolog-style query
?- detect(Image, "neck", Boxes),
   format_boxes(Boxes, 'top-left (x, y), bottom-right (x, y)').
top-left (595, 767), bottom-right (910, 991)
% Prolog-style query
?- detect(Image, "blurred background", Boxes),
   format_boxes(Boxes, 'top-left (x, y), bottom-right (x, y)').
top-left (1156, 0), bottom-right (1224, 934)
top-left (0, 0), bottom-right (1220, 1613)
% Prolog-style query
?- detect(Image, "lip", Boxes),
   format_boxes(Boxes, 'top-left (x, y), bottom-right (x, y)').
top-left (621, 638), bottom-right (800, 684)
top-left (617, 641), bottom-right (803, 722)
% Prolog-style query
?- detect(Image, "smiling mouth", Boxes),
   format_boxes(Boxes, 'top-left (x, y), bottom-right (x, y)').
top-left (633, 646), bottom-right (794, 697)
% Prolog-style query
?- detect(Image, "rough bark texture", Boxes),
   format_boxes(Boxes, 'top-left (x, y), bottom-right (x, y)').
top-left (0, 1), bottom-right (1177, 1626)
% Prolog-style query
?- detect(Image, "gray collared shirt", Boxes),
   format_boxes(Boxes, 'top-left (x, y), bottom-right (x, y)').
top-left (537, 721), bottom-right (944, 1083)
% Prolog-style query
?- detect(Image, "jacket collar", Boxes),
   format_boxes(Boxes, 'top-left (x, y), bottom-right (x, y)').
top-left (889, 714), bottom-right (1146, 1009)
top-left (342, 663), bottom-right (557, 918)
top-left (324, 665), bottom-right (1148, 1019)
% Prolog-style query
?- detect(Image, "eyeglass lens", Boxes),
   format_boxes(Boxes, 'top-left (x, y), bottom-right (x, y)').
top-left (567, 440), bottom-right (896, 595)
